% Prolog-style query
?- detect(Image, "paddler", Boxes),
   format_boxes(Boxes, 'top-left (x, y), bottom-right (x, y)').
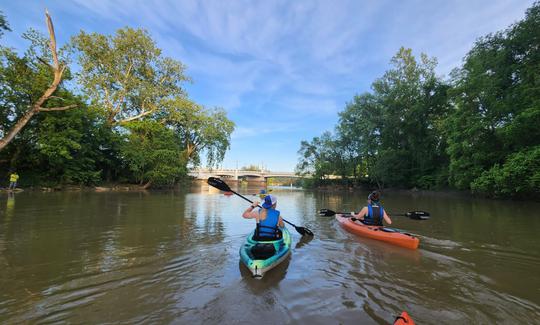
top-left (351, 191), bottom-right (392, 226)
top-left (242, 194), bottom-right (285, 240)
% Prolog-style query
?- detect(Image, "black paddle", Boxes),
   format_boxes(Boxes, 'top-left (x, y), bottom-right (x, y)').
top-left (318, 208), bottom-right (430, 220)
top-left (207, 177), bottom-right (314, 237)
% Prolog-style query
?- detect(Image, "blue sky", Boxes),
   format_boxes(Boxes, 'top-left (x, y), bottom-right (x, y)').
top-left (1, 0), bottom-right (535, 171)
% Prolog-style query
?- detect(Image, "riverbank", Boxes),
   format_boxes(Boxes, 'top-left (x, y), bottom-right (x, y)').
top-left (316, 185), bottom-right (540, 201)
top-left (1, 184), bottom-right (157, 193)
top-left (0, 177), bottom-right (200, 193)
top-left (309, 183), bottom-right (507, 201)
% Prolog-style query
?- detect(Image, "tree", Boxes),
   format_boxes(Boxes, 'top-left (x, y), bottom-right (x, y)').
top-left (0, 10), bottom-right (76, 152)
top-left (32, 98), bottom-right (104, 185)
top-left (296, 131), bottom-right (339, 181)
top-left (71, 28), bottom-right (188, 125)
top-left (164, 98), bottom-right (234, 167)
top-left (330, 48), bottom-right (449, 189)
top-left (337, 93), bottom-right (381, 183)
top-left (369, 47), bottom-right (448, 188)
top-left (446, 2), bottom-right (540, 192)
top-left (121, 120), bottom-right (186, 188)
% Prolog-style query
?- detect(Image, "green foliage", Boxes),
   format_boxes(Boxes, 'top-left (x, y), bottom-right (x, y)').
top-left (35, 101), bottom-right (104, 185)
top-left (336, 93), bottom-right (379, 181)
top-left (0, 36), bottom-right (65, 135)
top-left (296, 131), bottom-right (352, 185)
top-left (163, 98), bottom-right (234, 167)
top-left (446, 1), bottom-right (540, 192)
top-left (369, 48), bottom-right (449, 188)
top-left (121, 120), bottom-right (187, 186)
top-left (471, 147), bottom-right (540, 198)
top-left (296, 132), bottom-right (330, 179)
top-left (71, 27), bottom-right (189, 125)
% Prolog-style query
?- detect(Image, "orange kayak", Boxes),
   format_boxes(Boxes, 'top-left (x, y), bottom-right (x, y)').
top-left (394, 311), bottom-right (415, 325)
top-left (336, 215), bottom-right (419, 249)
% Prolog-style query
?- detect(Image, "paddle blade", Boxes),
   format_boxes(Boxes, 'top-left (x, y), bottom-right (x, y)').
top-left (207, 177), bottom-right (231, 192)
top-left (318, 209), bottom-right (336, 217)
top-left (296, 226), bottom-right (314, 237)
top-left (406, 211), bottom-right (430, 220)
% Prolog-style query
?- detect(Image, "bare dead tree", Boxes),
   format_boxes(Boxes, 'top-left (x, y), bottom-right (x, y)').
top-left (0, 9), bottom-right (76, 152)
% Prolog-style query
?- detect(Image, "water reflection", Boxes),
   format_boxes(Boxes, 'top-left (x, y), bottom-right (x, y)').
top-left (5, 191), bottom-right (15, 220)
top-left (294, 234), bottom-right (314, 250)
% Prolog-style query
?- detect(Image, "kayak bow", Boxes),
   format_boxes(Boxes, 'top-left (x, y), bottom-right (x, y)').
top-left (394, 311), bottom-right (415, 325)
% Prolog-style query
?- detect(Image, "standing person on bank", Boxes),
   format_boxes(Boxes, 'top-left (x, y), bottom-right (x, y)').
top-left (351, 191), bottom-right (392, 226)
top-left (8, 171), bottom-right (19, 190)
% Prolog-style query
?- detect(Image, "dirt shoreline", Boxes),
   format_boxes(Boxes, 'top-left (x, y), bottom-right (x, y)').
top-left (1, 184), bottom-right (156, 193)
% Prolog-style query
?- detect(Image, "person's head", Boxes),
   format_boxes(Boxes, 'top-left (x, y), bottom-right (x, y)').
top-left (262, 194), bottom-right (277, 209)
top-left (367, 191), bottom-right (380, 204)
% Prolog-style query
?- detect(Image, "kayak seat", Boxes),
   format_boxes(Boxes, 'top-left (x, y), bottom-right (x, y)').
top-left (253, 224), bottom-right (282, 241)
top-left (251, 243), bottom-right (276, 260)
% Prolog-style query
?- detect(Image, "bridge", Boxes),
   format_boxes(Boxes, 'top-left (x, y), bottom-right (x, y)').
top-left (189, 168), bottom-right (299, 181)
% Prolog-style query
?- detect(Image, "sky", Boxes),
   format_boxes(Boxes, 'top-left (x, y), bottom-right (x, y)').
top-left (1, 0), bottom-right (535, 171)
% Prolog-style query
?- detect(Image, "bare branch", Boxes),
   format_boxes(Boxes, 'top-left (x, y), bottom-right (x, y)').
top-left (108, 63), bottom-right (134, 123)
top-left (45, 9), bottom-right (59, 70)
top-left (117, 110), bottom-right (153, 124)
top-left (39, 104), bottom-right (77, 112)
top-left (125, 61), bottom-right (133, 82)
top-left (103, 88), bottom-right (114, 110)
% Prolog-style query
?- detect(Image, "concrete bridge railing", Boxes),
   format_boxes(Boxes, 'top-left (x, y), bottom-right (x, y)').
top-left (188, 168), bottom-right (299, 181)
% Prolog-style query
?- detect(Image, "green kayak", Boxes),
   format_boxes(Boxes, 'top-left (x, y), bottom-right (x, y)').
top-left (239, 227), bottom-right (292, 278)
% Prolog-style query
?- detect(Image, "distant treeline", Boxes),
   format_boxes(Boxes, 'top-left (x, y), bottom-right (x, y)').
top-left (0, 11), bottom-right (234, 188)
top-left (297, 2), bottom-right (540, 198)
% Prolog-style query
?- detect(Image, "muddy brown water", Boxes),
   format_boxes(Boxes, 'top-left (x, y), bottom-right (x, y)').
top-left (1, 184), bottom-right (539, 324)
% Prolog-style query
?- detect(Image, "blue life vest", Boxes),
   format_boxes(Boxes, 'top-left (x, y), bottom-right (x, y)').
top-left (364, 203), bottom-right (384, 226)
top-left (256, 208), bottom-right (280, 239)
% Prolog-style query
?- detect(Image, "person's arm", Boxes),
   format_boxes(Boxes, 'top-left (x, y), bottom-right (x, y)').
top-left (242, 201), bottom-right (260, 219)
top-left (383, 210), bottom-right (392, 225)
top-left (355, 207), bottom-right (367, 220)
top-left (277, 216), bottom-right (284, 228)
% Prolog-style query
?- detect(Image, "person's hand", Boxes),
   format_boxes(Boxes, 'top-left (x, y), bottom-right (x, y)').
top-left (251, 201), bottom-right (260, 208)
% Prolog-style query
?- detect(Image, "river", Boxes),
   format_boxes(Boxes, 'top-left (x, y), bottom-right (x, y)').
top-left (1, 184), bottom-right (539, 324)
